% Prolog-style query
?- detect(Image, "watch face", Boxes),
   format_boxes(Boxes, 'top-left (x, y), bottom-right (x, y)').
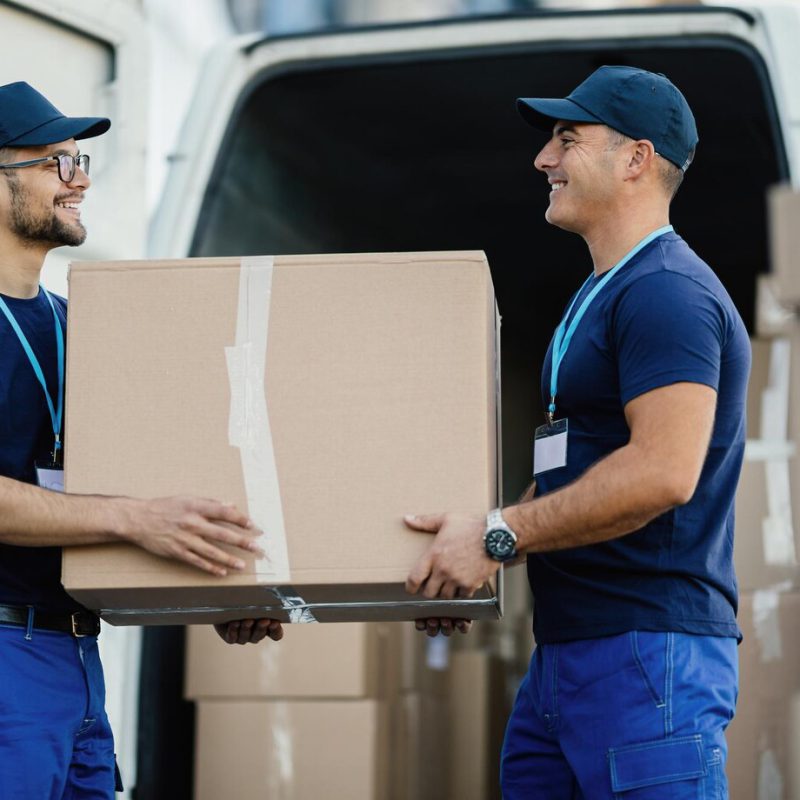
top-left (487, 529), bottom-right (515, 558)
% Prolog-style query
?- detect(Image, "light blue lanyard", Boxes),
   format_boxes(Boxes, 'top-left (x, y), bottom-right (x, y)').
top-left (548, 225), bottom-right (674, 422)
top-left (0, 287), bottom-right (65, 460)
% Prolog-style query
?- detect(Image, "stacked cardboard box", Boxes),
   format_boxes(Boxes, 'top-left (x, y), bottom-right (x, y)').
top-left (726, 186), bottom-right (800, 797)
top-left (186, 621), bottom-right (508, 800)
top-left (727, 593), bottom-right (800, 799)
top-left (393, 624), bottom-right (508, 800)
top-left (187, 623), bottom-right (400, 800)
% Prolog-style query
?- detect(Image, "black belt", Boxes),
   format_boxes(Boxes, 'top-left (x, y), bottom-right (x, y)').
top-left (0, 604), bottom-right (100, 637)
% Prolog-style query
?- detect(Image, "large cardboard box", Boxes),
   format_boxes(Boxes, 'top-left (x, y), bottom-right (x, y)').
top-left (62, 252), bottom-right (501, 624)
top-left (193, 699), bottom-right (390, 800)
top-left (185, 621), bottom-right (401, 700)
top-left (727, 591), bottom-right (800, 799)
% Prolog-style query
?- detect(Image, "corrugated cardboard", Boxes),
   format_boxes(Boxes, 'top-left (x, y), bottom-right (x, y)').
top-left (447, 650), bottom-right (505, 800)
top-left (193, 699), bottom-right (390, 800)
top-left (736, 336), bottom-right (800, 591)
top-left (394, 691), bottom-right (449, 800)
top-left (768, 185), bottom-right (800, 307)
top-left (727, 591), bottom-right (800, 799)
top-left (62, 252), bottom-right (501, 624)
top-left (185, 621), bottom-right (401, 700)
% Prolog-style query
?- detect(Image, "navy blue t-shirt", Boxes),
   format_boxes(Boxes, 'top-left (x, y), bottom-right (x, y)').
top-left (529, 231), bottom-right (750, 643)
top-left (0, 288), bottom-right (84, 614)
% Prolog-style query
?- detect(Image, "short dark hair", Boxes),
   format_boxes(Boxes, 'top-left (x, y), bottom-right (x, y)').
top-left (604, 127), bottom-right (686, 200)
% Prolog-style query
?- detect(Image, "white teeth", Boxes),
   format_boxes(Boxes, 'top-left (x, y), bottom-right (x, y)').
top-left (551, 182), bottom-right (566, 191)
top-left (57, 203), bottom-right (79, 209)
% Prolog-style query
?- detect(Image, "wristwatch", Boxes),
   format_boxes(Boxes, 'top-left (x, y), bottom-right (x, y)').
top-left (483, 508), bottom-right (518, 562)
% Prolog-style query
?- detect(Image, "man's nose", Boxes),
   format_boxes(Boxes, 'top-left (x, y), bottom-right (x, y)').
top-left (66, 165), bottom-right (91, 191)
top-left (534, 139), bottom-right (557, 172)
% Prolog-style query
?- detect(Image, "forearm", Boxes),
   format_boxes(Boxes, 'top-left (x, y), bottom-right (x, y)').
top-left (0, 475), bottom-right (124, 547)
top-left (504, 441), bottom-right (686, 553)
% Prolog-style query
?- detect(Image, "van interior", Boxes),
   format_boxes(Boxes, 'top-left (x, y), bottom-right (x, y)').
top-left (137, 20), bottom-right (788, 799)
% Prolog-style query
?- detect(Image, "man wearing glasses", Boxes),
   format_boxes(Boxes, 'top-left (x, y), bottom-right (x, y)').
top-left (0, 81), bottom-right (282, 799)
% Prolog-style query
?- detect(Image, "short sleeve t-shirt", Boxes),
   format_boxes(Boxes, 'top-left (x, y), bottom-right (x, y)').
top-left (0, 288), bottom-right (85, 614)
top-left (529, 231), bottom-right (750, 644)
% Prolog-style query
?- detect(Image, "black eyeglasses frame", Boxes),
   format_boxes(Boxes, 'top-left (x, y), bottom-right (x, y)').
top-left (0, 153), bottom-right (90, 183)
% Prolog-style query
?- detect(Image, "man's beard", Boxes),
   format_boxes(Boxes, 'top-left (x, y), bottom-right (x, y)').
top-left (6, 173), bottom-right (86, 247)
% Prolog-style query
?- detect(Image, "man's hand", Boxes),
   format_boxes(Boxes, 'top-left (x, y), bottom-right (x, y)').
top-left (414, 618), bottom-right (472, 637)
top-left (113, 496), bottom-right (263, 576)
top-left (404, 512), bottom-right (500, 600)
top-left (214, 619), bottom-right (283, 645)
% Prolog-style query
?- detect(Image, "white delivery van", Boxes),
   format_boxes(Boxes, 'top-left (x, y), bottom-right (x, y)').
top-left (147, 5), bottom-right (800, 798)
top-left (6, 2), bottom-right (800, 796)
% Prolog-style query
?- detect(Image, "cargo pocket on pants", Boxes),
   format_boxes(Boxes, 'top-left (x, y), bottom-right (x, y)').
top-left (609, 735), bottom-right (707, 798)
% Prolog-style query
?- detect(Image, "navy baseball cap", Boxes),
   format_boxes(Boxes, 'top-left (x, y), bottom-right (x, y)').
top-left (517, 66), bottom-right (698, 172)
top-left (0, 81), bottom-right (110, 149)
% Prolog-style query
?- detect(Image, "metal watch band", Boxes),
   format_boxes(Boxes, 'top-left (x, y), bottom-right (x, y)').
top-left (484, 507), bottom-right (518, 562)
top-left (487, 507), bottom-right (505, 529)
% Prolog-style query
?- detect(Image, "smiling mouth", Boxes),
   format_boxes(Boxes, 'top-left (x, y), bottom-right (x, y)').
top-left (55, 201), bottom-right (82, 218)
top-left (550, 181), bottom-right (567, 193)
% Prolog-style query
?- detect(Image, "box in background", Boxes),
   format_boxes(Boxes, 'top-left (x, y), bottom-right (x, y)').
top-left (735, 336), bottom-right (800, 592)
top-left (767, 185), bottom-right (800, 308)
top-left (185, 621), bottom-right (401, 700)
top-left (194, 699), bottom-right (390, 800)
top-left (727, 590), bottom-right (800, 799)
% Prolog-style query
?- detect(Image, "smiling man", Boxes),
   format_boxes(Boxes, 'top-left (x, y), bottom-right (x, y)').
top-left (0, 82), bottom-right (282, 800)
top-left (404, 66), bottom-right (749, 798)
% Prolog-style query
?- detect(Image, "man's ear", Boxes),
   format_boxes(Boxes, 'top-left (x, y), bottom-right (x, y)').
top-left (626, 139), bottom-right (656, 179)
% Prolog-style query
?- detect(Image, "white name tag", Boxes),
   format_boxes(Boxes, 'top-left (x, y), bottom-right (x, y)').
top-left (533, 419), bottom-right (568, 476)
top-left (36, 466), bottom-right (64, 492)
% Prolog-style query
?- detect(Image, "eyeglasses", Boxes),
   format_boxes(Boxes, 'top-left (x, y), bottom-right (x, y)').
top-left (0, 153), bottom-right (90, 183)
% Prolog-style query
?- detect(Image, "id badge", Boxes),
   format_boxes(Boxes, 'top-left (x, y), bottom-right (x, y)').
top-left (533, 418), bottom-right (568, 476)
top-left (35, 461), bottom-right (64, 492)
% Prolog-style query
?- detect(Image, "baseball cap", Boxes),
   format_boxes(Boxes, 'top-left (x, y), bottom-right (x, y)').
top-left (0, 81), bottom-right (110, 149)
top-left (516, 66), bottom-right (698, 172)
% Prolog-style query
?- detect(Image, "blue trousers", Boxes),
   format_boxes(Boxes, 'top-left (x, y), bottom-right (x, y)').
top-left (0, 624), bottom-right (118, 799)
top-left (501, 631), bottom-right (738, 799)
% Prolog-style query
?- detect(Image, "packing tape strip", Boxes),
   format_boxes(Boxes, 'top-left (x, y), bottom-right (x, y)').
top-left (758, 750), bottom-right (784, 800)
top-left (271, 587), bottom-right (318, 624)
top-left (270, 703), bottom-right (294, 795)
top-left (752, 581), bottom-right (792, 663)
top-left (744, 440), bottom-right (797, 461)
top-left (225, 255), bottom-right (291, 583)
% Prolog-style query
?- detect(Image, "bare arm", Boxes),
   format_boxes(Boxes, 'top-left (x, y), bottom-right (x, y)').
top-left (0, 476), bottom-right (118, 546)
top-left (504, 382), bottom-right (717, 552)
top-left (0, 476), bottom-right (285, 642)
top-left (0, 476), bottom-right (261, 577)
